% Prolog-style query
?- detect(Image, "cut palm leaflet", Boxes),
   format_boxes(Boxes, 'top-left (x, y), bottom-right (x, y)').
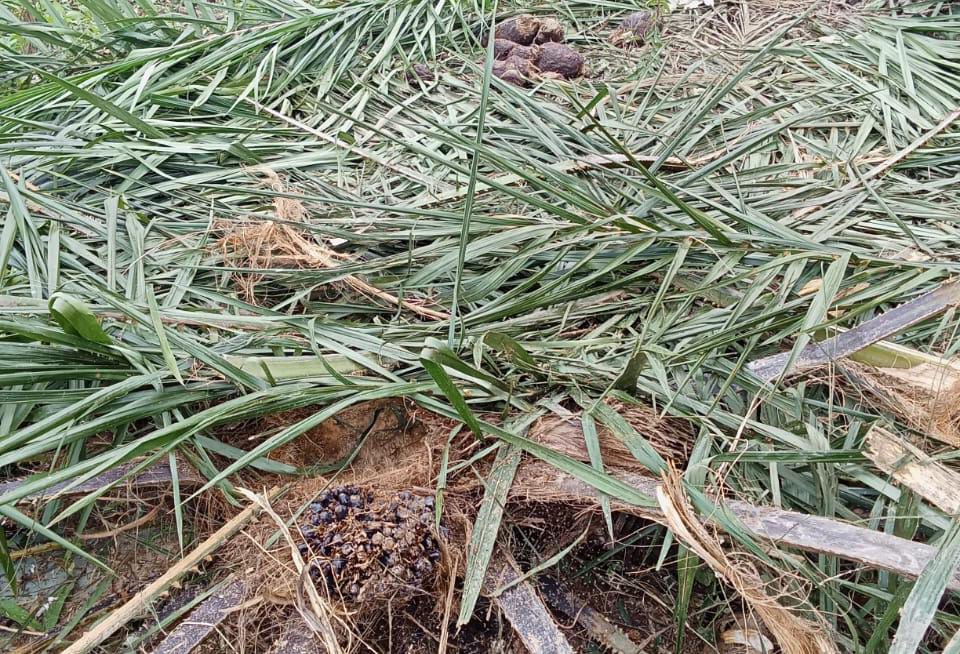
top-left (0, 0), bottom-right (959, 651)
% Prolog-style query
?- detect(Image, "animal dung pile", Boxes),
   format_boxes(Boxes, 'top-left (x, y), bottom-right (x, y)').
top-left (407, 63), bottom-right (434, 81)
top-left (536, 42), bottom-right (585, 80)
top-left (297, 486), bottom-right (444, 605)
top-left (609, 11), bottom-right (657, 48)
top-left (489, 15), bottom-right (584, 86)
top-left (492, 43), bottom-right (540, 87)
top-left (494, 14), bottom-right (564, 45)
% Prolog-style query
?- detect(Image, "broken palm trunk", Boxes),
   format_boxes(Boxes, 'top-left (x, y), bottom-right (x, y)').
top-left (512, 462), bottom-right (960, 592)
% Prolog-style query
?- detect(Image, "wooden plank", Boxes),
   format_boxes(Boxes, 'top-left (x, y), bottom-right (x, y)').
top-left (513, 464), bottom-right (960, 592)
top-left (149, 578), bottom-right (247, 654)
top-left (62, 487), bottom-right (281, 654)
top-left (865, 426), bottom-right (960, 515)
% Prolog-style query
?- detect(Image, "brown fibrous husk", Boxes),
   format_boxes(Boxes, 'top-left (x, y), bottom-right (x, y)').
top-left (840, 359), bottom-right (960, 447)
top-left (216, 170), bottom-right (315, 303)
top-left (511, 460), bottom-right (837, 654)
top-left (252, 399), bottom-right (418, 471)
top-left (529, 401), bottom-right (693, 470)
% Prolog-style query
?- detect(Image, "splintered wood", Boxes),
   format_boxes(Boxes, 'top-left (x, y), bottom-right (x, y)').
top-left (865, 426), bottom-right (960, 515)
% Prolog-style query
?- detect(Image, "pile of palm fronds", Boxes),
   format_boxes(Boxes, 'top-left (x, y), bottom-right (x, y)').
top-left (1, 0), bottom-right (960, 650)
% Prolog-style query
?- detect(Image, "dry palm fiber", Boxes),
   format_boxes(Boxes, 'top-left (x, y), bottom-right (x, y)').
top-left (528, 402), bottom-right (694, 471)
top-left (215, 406), bottom-right (478, 645)
top-left (655, 468), bottom-right (837, 654)
top-left (219, 169), bottom-right (446, 320)
top-left (839, 359), bottom-right (960, 447)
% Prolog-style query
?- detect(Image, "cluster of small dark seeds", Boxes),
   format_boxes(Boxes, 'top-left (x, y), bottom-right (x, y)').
top-left (298, 487), bottom-right (443, 604)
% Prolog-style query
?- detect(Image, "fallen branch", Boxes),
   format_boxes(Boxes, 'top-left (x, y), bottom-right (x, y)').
top-left (513, 463), bottom-right (960, 592)
top-left (149, 577), bottom-right (247, 654)
top-left (747, 280), bottom-right (960, 382)
top-left (81, 505), bottom-right (163, 540)
top-left (62, 486), bottom-right (282, 654)
top-left (485, 548), bottom-right (575, 654)
top-left (0, 458), bottom-right (204, 503)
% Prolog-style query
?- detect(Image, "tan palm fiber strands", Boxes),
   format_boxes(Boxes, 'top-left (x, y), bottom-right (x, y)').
top-left (221, 168), bottom-right (448, 321)
top-left (655, 468), bottom-right (838, 654)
